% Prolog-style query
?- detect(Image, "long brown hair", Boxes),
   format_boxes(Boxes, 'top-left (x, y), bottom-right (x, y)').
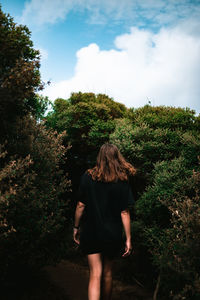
top-left (87, 143), bottom-right (136, 182)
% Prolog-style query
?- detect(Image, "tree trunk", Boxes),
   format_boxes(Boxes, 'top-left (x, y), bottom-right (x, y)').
top-left (153, 273), bottom-right (161, 300)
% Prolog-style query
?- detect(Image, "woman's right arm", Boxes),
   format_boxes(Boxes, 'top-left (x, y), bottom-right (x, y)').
top-left (73, 201), bottom-right (85, 244)
top-left (121, 209), bottom-right (132, 257)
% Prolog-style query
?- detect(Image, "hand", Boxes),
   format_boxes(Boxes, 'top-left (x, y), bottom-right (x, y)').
top-left (73, 228), bottom-right (80, 245)
top-left (122, 239), bottom-right (133, 257)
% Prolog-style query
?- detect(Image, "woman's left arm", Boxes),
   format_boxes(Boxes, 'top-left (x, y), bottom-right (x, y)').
top-left (73, 201), bottom-right (85, 244)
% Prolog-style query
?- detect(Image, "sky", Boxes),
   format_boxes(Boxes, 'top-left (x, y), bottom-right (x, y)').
top-left (1, 0), bottom-right (200, 113)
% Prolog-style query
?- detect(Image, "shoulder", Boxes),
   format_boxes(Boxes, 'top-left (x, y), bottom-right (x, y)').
top-left (81, 171), bottom-right (92, 184)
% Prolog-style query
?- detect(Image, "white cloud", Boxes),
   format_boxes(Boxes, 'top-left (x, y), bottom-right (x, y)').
top-left (21, 0), bottom-right (200, 27)
top-left (39, 48), bottom-right (48, 61)
top-left (21, 0), bottom-right (72, 25)
top-left (43, 22), bottom-right (200, 112)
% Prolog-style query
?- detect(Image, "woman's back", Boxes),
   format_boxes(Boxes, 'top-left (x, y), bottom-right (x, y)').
top-left (79, 172), bottom-right (134, 248)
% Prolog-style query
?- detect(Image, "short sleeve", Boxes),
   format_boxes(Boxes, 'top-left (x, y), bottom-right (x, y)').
top-left (77, 173), bottom-right (88, 204)
top-left (120, 184), bottom-right (134, 211)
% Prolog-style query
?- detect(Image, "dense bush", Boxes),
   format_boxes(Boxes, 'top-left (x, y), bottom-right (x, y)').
top-left (145, 164), bottom-right (200, 299)
top-left (0, 118), bottom-right (71, 280)
top-left (110, 117), bottom-right (200, 190)
top-left (0, 7), bottom-right (71, 281)
top-left (129, 105), bottom-right (199, 132)
top-left (45, 92), bottom-right (128, 150)
top-left (136, 156), bottom-right (198, 227)
top-left (110, 108), bottom-right (200, 298)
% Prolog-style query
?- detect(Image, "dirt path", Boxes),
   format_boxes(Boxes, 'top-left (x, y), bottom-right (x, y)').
top-left (45, 260), bottom-right (152, 300)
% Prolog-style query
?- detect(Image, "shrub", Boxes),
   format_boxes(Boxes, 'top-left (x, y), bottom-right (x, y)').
top-left (145, 166), bottom-right (200, 299)
top-left (110, 118), bottom-right (200, 191)
top-left (110, 114), bottom-right (200, 298)
top-left (0, 119), bottom-right (71, 280)
top-left (129, 105), bottom-right (198, 132)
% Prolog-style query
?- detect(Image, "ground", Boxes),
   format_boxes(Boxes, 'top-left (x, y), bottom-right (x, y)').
top-left (1, 259), bottom-right (153, 300)
top-left (45, 260), bottom-right (153, 300)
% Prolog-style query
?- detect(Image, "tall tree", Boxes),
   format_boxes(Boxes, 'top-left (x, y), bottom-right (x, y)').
top-left (0, 7), bottom-right (71, 280)
top-left (45, 92), bottom-right (129, 190)
top-left (0, 6), bottom-right (43, 141)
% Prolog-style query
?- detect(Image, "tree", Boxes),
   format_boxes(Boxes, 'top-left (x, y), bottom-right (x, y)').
top-left (144, 160), bottom-right (200, 299)
top-left (110, 106), bottom-right (200, 298)
top-left (45, 92), bottom-right (127, 147)
top-left (110, 111), bottom-right (200, 191)
top-left (129, 105), bottom-right (199, 132)
top-left (32, 94), bottom-right (52, 121)
top-left (0, 6), bottom-right (44, 141)
top-left (0, 7), bottom-right (71, 280)
top-left (45, 92), bottom-right (129, 188)
top-left (0, 121), bottom-right (71, 279)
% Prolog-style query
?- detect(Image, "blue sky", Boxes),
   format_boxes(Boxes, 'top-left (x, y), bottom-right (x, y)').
top-left (1, 0), bottom-right (200, 113)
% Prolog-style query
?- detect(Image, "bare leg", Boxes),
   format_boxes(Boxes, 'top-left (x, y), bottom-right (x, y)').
top-left (101, 255), bottom-right (113, 300)
top-left (87, 253), bottom-right (102, 300)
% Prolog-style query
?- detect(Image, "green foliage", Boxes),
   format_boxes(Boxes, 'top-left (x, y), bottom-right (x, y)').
top-left (45, 92), bottom-right (128, 173)
top-left (129, 105), bottom-right (199, 132)
top-left (0, 6), bottom-right (71, 281)
top-left (46, 92), bottom-right (127, 143)
top-left (110, 118), bottom-right (200, 182)
top-left (69, 92), bottom-right (127, 119)
top-left (110, 106), bottom-right (200, 298)
top-left (136, 157), bottom-right (196, 227)
top-left (32, 94), bottom-right (52, 121)
top-left (88, 119), bottom-right (115, 146)
top-left (0, 119), bottom-right (71, 279)
top-left (0, 7), bottom-right (44, 140)
top-left (144, 167), bottom-right (200, 299)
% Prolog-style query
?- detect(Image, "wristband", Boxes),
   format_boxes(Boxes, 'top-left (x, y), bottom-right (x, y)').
top-left (74, 225), bottom-right (79, 229)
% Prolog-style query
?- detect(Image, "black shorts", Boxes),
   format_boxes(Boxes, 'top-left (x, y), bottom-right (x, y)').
top-left (80, 241), bottom-right (124, 259)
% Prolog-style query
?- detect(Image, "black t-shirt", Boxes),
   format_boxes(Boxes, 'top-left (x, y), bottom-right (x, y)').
top-left (77, 172), bottom-right (134, 247)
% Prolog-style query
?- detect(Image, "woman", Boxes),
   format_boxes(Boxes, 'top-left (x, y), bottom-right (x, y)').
top-left (73, 143), bottom-right (136, 300)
